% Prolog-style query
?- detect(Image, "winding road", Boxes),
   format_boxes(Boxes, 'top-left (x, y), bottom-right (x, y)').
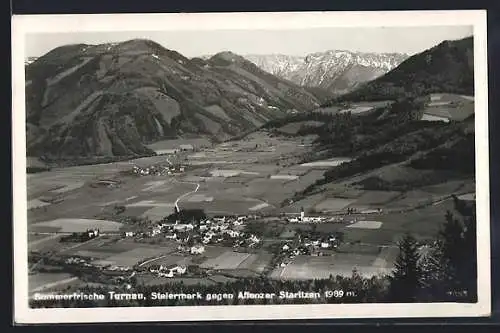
top-left (174, 182), bottom-right (200, 212)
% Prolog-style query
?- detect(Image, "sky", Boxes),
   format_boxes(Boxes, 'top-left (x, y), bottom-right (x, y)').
top-left (25, 26), bottom-right (473, 58)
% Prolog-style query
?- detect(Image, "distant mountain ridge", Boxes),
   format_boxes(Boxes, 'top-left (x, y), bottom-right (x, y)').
top-left (331, 36), bottom-right (474, 103)
top-left (244, 50), bottom-right (408, 94)
top-left (25, 39), bottom-right (320, 161)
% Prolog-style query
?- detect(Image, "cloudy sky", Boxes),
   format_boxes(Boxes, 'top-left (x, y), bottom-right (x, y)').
top-left (26, 25), bottom-right (473, 58)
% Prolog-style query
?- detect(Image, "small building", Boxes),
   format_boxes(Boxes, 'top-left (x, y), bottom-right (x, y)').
top-left (124, 231), bottom-right (135, 237)
top-left (190, 244), bottom-right (205, 254)
top-left (179, 144), bottom-right (194, 152)
top-left (282, 244), bottom-right (290, 251)
top-left (320, 242), bottom-right (330, 249)
top-left (225, 230), bottom-right (240, 238)
top-left (173, 224), bottom-right (194, 232)
top-left (165, 233), bottom-right (177, 240)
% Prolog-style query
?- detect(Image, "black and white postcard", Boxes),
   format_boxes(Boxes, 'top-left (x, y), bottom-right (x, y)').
top-left (12, 10), bottom-right (490, 323)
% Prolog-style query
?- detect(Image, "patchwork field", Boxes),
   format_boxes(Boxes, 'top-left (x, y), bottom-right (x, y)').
top-left (314, 198), bottom-right (356, 212)
top-left (92, 246), bottom-right (175, 267)
top-left (30, 218), bottom-right (124, 233)
top-left (346, 220), bottom-right (383, 230)
top-left (200, 251), bottom-right (253, 270)
top-left (300, 158), bottom-right (352, 168)
top-left (271, 250), bottom-right (395, 280)
top-left (29, 272), bottom-right (79, 292)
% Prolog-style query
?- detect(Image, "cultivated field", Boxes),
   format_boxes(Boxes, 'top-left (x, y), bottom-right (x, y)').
top-left (30, 218), bottom-right (124, 233)
top-left (270, 247), bottom-right (397, 280)
top-left (200, 251), bottom-right (253, 270)
top-left (29, 272), bottom-right (79, 292)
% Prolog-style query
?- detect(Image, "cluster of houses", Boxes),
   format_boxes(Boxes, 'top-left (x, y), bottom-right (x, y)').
top-left (286, 209), bottom-right (331, 223)
top-left (141, 215), bottom-right (262, 252)
top-left (131, 164), bottom-right (185, 176)
top-left (278, 234), bottom-right (341, 267)
top-left (148, 264), bottom-right (187, 278)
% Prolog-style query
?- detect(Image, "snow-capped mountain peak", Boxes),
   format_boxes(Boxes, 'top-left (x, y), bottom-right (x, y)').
top-left (245, 50), bottom-right (408, 93)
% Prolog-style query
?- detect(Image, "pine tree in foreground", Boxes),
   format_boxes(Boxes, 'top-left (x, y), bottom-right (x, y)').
top-left (388, 233), bottom-right (423, 302)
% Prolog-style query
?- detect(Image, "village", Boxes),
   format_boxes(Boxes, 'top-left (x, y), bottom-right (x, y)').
top-left (45, 206), bottom-right (361, 284)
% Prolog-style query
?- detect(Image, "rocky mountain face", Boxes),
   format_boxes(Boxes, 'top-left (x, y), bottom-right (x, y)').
top-left (245, 51), bottom-right (408, 94)
top-left (333, 36), bottom-right (474, 103)
top-left (25, 39), bottom-right (320, 160)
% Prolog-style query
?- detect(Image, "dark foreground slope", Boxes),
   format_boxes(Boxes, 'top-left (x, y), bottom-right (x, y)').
top-left (326, 36), bottom-right (473, 103)
top-left (25, 39), bottom-right (320, 160)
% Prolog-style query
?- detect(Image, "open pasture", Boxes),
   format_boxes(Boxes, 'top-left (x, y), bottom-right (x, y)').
top-left (92, 246), bottom-right (175, 267)
top-left (28, 234), bottom-right (67, 253)
top-left (352, 191), bottom-right (401, 206)
top-left (283, 170), bottom-right (326, 192)
top-left (137, 274), bottom-right (217, 287)
top-left (275, 250), bottom-right (395, 280)
top-left (200, 251), bottom-right (253, 270)
top-left (141, 206), bottom-right (175, 222)
top-left (187, 194), bottom-right (214, 202)
top-left (273, 254), bottom-right (365, 280)
top-left (341, 200), bottom-right (456, 245)
top-left (281, 193), bottom-right (324, 214)
top-left (300, 158), bottom-right (351, 168)
top-left (458, 192), bottom-right (475, 201)
top-left (146, 138), bottom-right (211, 151)
top-left (29, 272), bottom-right (77, 291)
top-left (346, 220), bottom-right (383, 230)
top-left (270, 174), bottom-right (299, 180)
top-left (142, 180), bottom-right (171, 192)
top-left (339, 106), bottom-right (373, 114)
top-left (236, 252), bottom-right (273, 273)
top-left (139, 253), bottom-right (193, 268)
top-left (28, 199), bottom-right (51, 210)
top-left (30, 218), bottom-right (124, 233)
top-left (314, 198), bottom-right (356, 212)
top-left (50, 182), bottom-right (85, 194)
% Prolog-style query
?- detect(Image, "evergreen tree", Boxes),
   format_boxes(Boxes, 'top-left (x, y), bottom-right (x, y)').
top-left (388, 233), bottom-right (423, 302)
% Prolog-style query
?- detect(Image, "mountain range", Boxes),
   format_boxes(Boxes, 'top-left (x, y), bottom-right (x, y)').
top-left (24, 36), bottom-right (473, 165)
top-left (25, 39), bottom-right (320, 160)
top-left (331, 37), bottom-right (474, 103)
top-left (245, 51), bottom-right (408, 94)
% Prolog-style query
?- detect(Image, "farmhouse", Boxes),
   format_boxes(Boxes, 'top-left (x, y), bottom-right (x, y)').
top-left (173, 224), bottom-right (194, 232)
top-left (190, 244), bottom-right (205, 254)
top-left (179, 144), bottom-right (194, 152)
top-left (165, 233), bottom-right (177, 240)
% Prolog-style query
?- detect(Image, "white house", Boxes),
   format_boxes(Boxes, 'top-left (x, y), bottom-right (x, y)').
top-left (248, 235), bottom-right (260, 243)
top-left (190, 244), bottom-right (205, 254)
top-left (166, 264), bottom-right (187, 275)
top-left (282, 244), bottom-right (290, 251)
top-left (179, 144), bottom-right (194, 151)
top-left (321, 242), bottom-right (330, 249)
top-left (124, 231), bottom-right (135, 237)
top-left (165, 233), bottom-right (177, 240)
top-left (173, 224), bottom-right (194, 232)
top-left (226, 230), bottom-right (240, 238)
top-left (158, 271), bottom-right (174, 278)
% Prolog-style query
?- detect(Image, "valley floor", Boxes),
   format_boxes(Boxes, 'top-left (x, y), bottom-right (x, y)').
top-left (25, 130), bottom-right (475, 302)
